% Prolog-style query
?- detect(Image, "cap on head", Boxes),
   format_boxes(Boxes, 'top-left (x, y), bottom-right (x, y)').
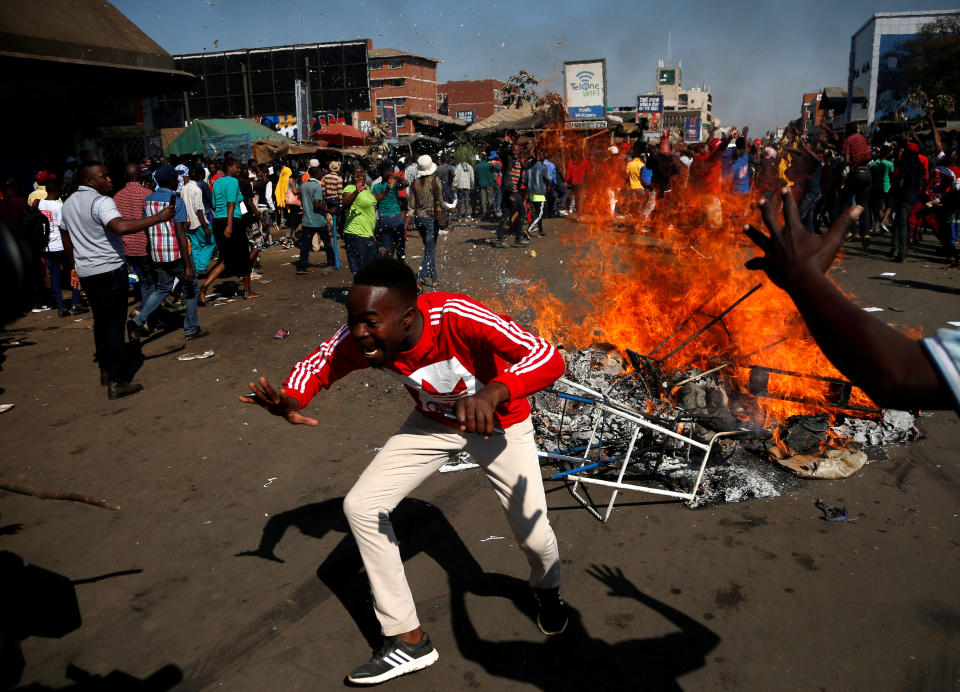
top-left (329, 161), bottom-right (341, 173)
top-left (309, 158), bottom-right (321, 168)
top-left (35, 170), bottom-right (54, 184)
top-left (155, 163), bottom-right (177, 186)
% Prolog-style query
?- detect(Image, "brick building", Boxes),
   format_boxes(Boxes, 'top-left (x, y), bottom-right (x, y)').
top-left (438, 79), bottom-right (505, 124)
top-left (357, 47), bottom-right (441, 135)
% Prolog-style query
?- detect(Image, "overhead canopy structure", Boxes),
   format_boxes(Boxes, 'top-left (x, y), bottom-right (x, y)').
top-left (164, 119), bottom-right (292, 156)
top-left (408, 112), bottom-right (469, 127)
top-left (251, 138), bottom-right (319, 164)
top-left (466, 103), bottom-right (548, 133)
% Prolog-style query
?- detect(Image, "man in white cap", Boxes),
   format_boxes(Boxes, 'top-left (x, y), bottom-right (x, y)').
top-left (406, 155), bottom-right (443, 288)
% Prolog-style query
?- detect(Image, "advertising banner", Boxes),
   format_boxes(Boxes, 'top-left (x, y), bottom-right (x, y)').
top-left (683, 116), bottom-right (702, 143)
top-left (381, 101), bottom-right (398, 140)
top-left (455, 110), bottom-right (476, 123)
top-left (294, 79), bottom-right (308, 143)
top-left (564, 59), bottom-right (606, 120)
top-left (636, 94), bottom-right (663, 132)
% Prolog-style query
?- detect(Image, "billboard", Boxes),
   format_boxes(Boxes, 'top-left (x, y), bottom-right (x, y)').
top-left (382, 101), bottom-right (398, 140)
top-left (683, 116), bottom-right (702, 143)
top-left (636, 94), bottom-right (663, 132)
top-left (564, 59), bottom-right (606, 120)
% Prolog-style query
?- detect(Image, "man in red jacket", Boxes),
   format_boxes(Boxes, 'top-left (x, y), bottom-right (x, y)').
top-left (241, 258), bottom-right (567, 685)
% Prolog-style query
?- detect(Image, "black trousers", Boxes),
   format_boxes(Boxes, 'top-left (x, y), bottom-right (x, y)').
top-left (839, 167), bottom-right (872, 236)
top-left (79, 266), bottom-right (129, 383)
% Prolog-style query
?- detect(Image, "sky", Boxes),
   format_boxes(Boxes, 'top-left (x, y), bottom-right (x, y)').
top-left (116, 0), bottom-right (953, 134)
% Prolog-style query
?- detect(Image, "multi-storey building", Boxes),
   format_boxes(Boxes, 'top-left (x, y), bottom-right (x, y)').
top-left (438, 79), bottom-right (505, 124)
top-left (357, 47), bottom-right (441, 135)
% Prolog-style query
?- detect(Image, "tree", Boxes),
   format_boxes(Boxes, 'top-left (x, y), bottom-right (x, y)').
top-left (883, 16), bottom-right (959, 119)
top-left (499, 70), bottom-right (539, 109)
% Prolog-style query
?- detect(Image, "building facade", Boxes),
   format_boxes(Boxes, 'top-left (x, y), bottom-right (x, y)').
top-left (846, 10), bottom-right (960, 125)
top-left (357, 48), bottom-right (441, 135)
top-left (438, 79), bottom-right (505, 124)
top-left (638, 63), bottom-right (717, 140)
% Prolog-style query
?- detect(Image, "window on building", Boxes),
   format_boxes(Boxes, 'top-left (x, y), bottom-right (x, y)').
top-left (388, 58), bottom-right (403, 69)
top-left (369, 60), bottom-right (382, 70)
top-left (396, 116), bottom-right (407, 128)
top-left (390, 79), bottom-right (405, 87)
top-left (371, 80), bottom-right (383, 89)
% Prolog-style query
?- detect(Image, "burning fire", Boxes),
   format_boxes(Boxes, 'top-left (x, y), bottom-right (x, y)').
top-left (503, 133), bottom-right (898, 428)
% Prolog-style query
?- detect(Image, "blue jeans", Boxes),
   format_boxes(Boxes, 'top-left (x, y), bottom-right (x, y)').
top-left (414, 216), bottom-right (438, 282)
top-left (134, 259), bottom-right (200, 336)
top-left (43, 251), bottom-right (81, 311)
top-left (456, 189), bottom-right (471, 218)
top-left (378, 214), bottom-right (406, 258)
top-left (126, 254), bottom-right (154, 309)
top-left (299, 224), bottom-right (334, 268)
top-left (344, 234), bottom-right (377, 273)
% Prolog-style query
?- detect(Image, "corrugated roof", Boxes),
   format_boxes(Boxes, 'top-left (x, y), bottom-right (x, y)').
top-left (369, 48), bottom-right (442, 63)
top-left (408, 112), bottom-right (469, 127)
top-left (0, 0), bottom-right (177, 72)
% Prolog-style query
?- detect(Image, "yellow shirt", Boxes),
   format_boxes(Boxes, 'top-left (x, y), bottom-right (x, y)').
top-left (626, 158), bottom-right (646, 190)
top-left (27, 187), bottom-right (48, 205)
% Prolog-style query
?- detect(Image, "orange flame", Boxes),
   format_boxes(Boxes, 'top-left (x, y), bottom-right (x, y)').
top-left (501, 129), bottom-right (908, 431)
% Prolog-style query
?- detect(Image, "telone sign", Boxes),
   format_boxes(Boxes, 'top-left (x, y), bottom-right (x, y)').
top-left (564, 59), bottom-right (606, 120)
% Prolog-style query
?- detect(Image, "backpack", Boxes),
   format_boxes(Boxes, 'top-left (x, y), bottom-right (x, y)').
top-left (640, 165), bottom-right (653, 188)
top-left (17, 200), bottom-right (50, 250)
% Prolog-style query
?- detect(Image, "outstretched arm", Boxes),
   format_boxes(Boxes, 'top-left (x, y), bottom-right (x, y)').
top-left (239, 376), bottom-right (319, 426)
top-left (743, 188), bottom-right (951, 410)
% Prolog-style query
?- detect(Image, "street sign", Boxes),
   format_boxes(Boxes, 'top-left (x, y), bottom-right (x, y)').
top-left (564, 120), bottom-right (608, 130)
top-left (564, 59), bottom-right (607, 120)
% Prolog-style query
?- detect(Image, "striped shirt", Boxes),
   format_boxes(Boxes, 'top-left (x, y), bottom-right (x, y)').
top-left (282, 291), bottom-right (565, 430)
top-left (322, 172), bottom-right (343, 199)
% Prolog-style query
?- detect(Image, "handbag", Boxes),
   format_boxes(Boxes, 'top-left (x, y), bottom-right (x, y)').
top-left (285, 186), bottom-right (301, 207)
top-left (430, 176), bottom-right (448, 229)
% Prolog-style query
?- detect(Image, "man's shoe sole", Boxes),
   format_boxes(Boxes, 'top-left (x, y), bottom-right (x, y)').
top-left (346, 648), bottom-right (439, 685)
top-left (537, 613), bottom-right (568, 636)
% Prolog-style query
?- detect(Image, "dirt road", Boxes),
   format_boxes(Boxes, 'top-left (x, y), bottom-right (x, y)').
top-left (2, 217), bottom-right (958, 690)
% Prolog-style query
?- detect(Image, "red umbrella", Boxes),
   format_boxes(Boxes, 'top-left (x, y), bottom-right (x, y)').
top-left (312, 123), bottom-right (367, 146)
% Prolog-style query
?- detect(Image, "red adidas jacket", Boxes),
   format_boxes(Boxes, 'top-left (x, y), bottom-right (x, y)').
top-left (282, 292), bottom-right (565, 429)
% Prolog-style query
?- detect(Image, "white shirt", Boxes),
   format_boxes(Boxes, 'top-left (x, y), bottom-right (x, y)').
top-left (38, 198), bottom-right (64, 252)
top-left (182, 180), bottom-right (205, 230)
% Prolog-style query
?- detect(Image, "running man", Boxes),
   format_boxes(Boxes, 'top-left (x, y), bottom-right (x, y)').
top-left (240, 258), bottom-right (568, 685)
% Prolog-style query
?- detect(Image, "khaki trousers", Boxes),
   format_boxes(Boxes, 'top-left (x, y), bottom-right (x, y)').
top-left (342, 411), bottom-right (561, 636)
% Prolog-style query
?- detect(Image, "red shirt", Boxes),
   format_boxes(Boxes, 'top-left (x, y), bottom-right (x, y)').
top-left (842, 133), bottom-right (872, 168)
top-left (283, 292), bottom-right (565, 429)
top-left (566, 158), bottom-right (590, 186)
top-left (112, 181), bottom-right (151, 256)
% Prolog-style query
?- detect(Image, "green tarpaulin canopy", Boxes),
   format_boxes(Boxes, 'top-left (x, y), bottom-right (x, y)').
top-left (163, 118), bottom-right (293, 156)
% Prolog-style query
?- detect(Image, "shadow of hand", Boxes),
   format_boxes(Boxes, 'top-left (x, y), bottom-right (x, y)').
top-left (586, 563), bottom-right (643, 600)
top-left (0, 523), bottom-right (23, 536)
top-left (235, 549), bottom-right (285, 563)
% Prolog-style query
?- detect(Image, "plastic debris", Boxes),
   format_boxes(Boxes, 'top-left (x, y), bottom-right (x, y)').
top-left (263, 477), bottom-right (277, 487)
top-left (480, 536), bottom-right (505, 542)
top-left (0, 404), bottom-right (14, 414)
top-left (815, 499), bottom-right (849, 522)
top-left (178, 350), bottom-right (214, 361)
top-left (862, 307), bottom-right (883, 312)
top-left (274, 329), bottom-right (289, 340)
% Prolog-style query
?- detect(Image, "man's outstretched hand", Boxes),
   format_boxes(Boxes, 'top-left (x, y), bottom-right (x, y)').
top-left (239, 376), bottom-right (318, 426)
top-left (743, 187), bottom-right (861, 290)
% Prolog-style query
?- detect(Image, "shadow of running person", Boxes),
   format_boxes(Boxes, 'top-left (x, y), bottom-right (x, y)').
top-left (450, 563), bottom-right (720, 692)
top-left (0, 550), bottom-right (180, 691)
top-left (236, 497), bottom-right (540, 650)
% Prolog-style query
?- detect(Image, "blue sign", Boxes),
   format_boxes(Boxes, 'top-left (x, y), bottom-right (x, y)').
top-left (456, 110), bottom-right (476, 123)
top-left (567, 105), bottom-right (605, 119)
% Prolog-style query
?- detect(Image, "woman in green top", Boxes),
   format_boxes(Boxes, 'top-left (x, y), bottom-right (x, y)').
top-left (202, 158), bottom-right (260, 302)
top-left (869, 146), bottom-right (894, 234)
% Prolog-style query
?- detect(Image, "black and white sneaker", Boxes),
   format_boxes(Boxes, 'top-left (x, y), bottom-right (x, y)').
top-left (534, 587), bottom-right (569, 636)
top-left (346, 633), bottom-right (439, 685)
